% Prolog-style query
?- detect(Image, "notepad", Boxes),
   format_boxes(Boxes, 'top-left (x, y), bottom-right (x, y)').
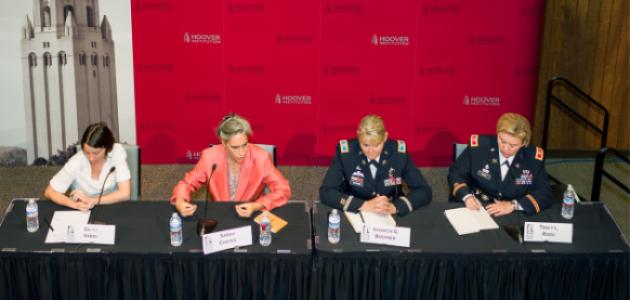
top-left (254, 211), bottom-right (288, 234)
top-left (344, 211), bottom-right (396, 233)
top-left (444, 207), bottom-right (499, 235)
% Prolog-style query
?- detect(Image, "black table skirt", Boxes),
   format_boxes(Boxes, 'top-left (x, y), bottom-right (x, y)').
top-left (0, 200), bottom-right (312, 300)
top-left (311, 252), bottom-right (628, 300)
top-left (311, 202), bottom-right (629, 300)
top-left (0, 252), bottom-right (311, 300)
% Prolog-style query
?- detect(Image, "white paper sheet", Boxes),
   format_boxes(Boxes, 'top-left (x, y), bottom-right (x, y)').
top-left (444, 207), bottom-right (499, 235)
top-left (44, 210), bottom-right (91, 243)
top-left (345, 211), bottom-right (396, 233)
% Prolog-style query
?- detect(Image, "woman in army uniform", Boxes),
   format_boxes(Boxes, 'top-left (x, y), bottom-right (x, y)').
top-left (448, 112), bottom-right (552, 216)
top-left (320, 115), bottom-right (432, 216)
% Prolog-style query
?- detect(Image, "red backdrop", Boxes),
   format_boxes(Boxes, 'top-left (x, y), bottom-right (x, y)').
top-left (131, 0), bottom-right (545, 166)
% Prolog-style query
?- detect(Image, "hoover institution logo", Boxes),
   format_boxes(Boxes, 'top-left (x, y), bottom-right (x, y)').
top-left (463, 95), bottom-right (501, 106)
top-left (371, 34), bottom-right (410, 46)
top-left (184, 32), bottom-right (221, 44)
top-left (274, 94), bottom-right (313, 105)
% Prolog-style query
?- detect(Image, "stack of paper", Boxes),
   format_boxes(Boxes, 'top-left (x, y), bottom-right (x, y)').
top-left (444, 207), bottom-right (499, 235)
top-left (344, 211), bottom-right (396, 233)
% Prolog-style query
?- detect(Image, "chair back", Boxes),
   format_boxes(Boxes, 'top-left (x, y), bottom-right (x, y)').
top-left (453, 143), bottom-right (468, 161)
top-left (254, 144), bottom-right (277, 166)
top-left (121, 144), bottom-right (140, 200)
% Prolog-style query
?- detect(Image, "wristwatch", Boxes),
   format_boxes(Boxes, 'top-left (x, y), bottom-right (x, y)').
top-left (511, 200), bottom-right (519, 211)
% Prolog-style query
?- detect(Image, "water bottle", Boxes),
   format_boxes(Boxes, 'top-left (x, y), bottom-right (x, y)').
top-left (259, 212), bottom-right (272, 247)
top-left (561, 189), bottom-right (575, 219)
top-left (26, 199), bottom-right (39, 233)
top-left (170, 212), bottom-right (183, 247)
top-left (328, 209), bottom-right (341, 244)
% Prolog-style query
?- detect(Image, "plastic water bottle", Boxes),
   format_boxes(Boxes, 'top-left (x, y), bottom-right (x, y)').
top-left (170, 212), bottom-right (183, 247)
top-left (561, 189), bottom-right (575, 219)
top-left (259, 213), bottom-right (272, 247)
top-left (328, 209), bottom-right (341, 244)
top-left (26, 199), bottom-right (39, 233)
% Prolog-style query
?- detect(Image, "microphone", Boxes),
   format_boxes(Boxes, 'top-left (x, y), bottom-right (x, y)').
top-left (197, 164), bottom-right (218, 235)
top-left (90, 166), bottom-right (116, 224)
top-left (203, 164), bottom-right (217, 219)
top-left (392, 168), bottom-right (399, 201)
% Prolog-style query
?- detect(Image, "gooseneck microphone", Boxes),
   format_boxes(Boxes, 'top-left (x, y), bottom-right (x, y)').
top-left (197, 164), bottom-right (218, 235)
top-left (90, 166), bottom-right (116, 224)
top-left (203, 164), bottom-right (217, 219)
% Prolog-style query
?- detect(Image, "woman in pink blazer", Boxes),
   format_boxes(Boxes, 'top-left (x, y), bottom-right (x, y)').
top-left (171, 114), bottom-right (291, 218)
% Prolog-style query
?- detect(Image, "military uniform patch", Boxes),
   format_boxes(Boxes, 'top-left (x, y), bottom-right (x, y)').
top-left (340, 140), bottom-right (349, 153)
top-left (535, 147), bottom-right (544, 161)
top-left (397, 140), bottom-right (406, 153)
top-left (470, 134), bottom-right (479, 147)
top-left (383, 167), bottom-right (402, 187)
top-left (350, 168), bottom-right (365, 187)
top-left (476, 164), bottom-right (492, 180)
top-left (515, 170), bottom-right (533, 185)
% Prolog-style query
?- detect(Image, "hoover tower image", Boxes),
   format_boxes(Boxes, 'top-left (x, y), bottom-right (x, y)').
top-left (21, 0), bottom-right (118, 162)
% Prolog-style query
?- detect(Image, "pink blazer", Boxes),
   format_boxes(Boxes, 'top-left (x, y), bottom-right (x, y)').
top-left (171, 144), bottom-right (291, 210)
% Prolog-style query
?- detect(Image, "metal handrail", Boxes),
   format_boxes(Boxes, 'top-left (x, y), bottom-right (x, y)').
top-left (541, 76), bottom-right (619, 202)
top-left (591, 147), bottom-right (630, 201)
top-left (542, 76), bottom-right (609, 150)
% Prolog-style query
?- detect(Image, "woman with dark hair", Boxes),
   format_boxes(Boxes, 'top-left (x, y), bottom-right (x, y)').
top-left (44, 122), bottom-right (131, 210)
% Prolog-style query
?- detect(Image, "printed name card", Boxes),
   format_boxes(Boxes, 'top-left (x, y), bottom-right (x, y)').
top-left (65, 224), bottom-right (116, 245)
top-left (524, 222), bottom-right (573, 244)
top-left (360, 225), bottom-right (410, 248)
top-left (202, 225), bottom-right (253, 255)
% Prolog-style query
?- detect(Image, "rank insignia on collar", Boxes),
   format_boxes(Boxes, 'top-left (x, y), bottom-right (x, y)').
top-left (470, 134), bottom-right (479, 147)
top-left (397, 140), bottom-right (406, 153)
top-left (339, 140), bottom-right (349, 153)
top-left (535, 147), bottom-right (544, 161)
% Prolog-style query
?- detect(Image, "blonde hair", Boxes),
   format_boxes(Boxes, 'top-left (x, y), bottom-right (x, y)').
top-left (357, 114), bottom-right (387, 143)
top-left (496, 112), bottom-right (531, 145)
top-left (216, 113), bottom-right (252, 142)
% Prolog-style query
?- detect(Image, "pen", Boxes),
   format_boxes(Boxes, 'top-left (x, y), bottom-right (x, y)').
top-left (359, 211), bottom-right (365, 223)
top-left (43, 217), bottom-right (54, 232)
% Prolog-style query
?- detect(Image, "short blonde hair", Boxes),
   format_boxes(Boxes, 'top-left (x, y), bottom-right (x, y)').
top-left (496, 112), bottom-right (531, 145)
top-left (216, 113), bottom-right (252, 142)
top-left (357, 114), bottom-right (387, 143)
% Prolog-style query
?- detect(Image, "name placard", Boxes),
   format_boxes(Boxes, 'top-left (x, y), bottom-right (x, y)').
top-left (524, 222), bottom-right (573, 244)
top-left (202, 225), bottom-right (253, 255)
top-left (360, 224), bottom-right (410, 248)
top-left (65, 224), bottom-right (116, 245)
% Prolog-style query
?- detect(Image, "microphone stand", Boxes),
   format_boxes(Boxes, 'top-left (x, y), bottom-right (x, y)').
top-left (197, 164), bottom-right (218, 235)
top-left (90, 166), bottom-right (116, 224)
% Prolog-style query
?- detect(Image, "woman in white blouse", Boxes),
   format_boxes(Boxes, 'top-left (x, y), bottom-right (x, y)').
top-left (44, 123), bottom-right (131, 211)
